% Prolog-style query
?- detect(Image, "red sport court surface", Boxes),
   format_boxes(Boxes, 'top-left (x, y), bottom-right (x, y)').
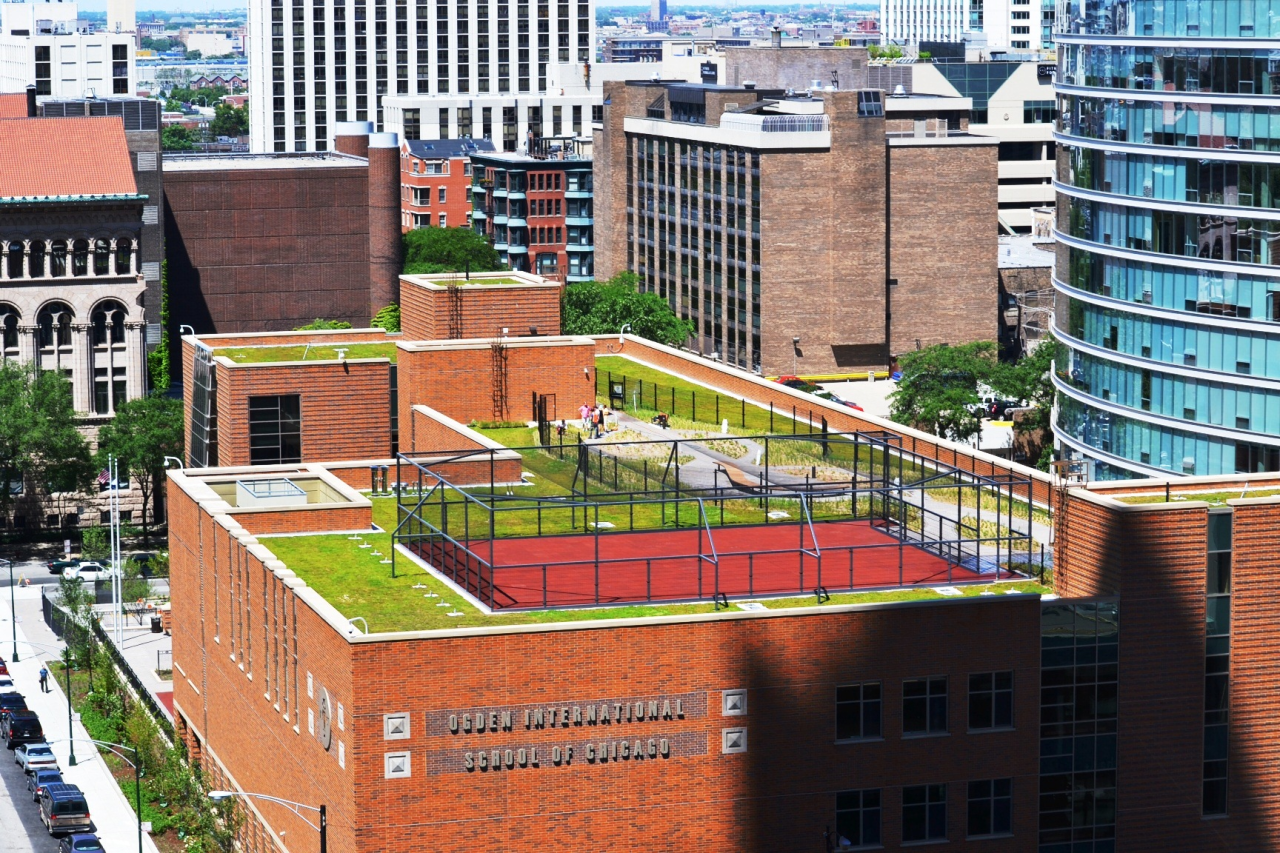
top-left (418, 520), bottom-right (987, 610)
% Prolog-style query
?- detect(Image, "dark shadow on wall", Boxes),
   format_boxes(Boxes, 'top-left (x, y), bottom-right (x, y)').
top-left (163, 197), bottom-right (213, 386)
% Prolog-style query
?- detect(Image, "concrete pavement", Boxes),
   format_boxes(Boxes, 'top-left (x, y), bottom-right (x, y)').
top-left (0, 584), bottom-right (160, 853)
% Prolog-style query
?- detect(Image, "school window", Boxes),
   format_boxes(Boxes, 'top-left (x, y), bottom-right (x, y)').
top-left (903, 677), bottom-right (947, 735)
top-left (967, 779), bottom-right (1012, 837)
top-left (902, 784), bottom-right (947, 843)
top-left (835, 789), bottom-right (881, 849)
top-left (968, 671), bottom-right (1013, 730)
top-left (248, 395), bottom-right (302, 465)
top-left (836, 682), bottom-right (881, 741)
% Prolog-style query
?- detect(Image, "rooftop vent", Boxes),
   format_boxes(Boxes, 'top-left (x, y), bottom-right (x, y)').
top-left (893, 84), bottom-right (907, 97)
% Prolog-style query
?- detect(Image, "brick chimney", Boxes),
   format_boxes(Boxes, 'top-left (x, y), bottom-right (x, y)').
top-left (334, 120), bottom-right (373, 158)
top-left (367, 131), bottom-right (402, 317)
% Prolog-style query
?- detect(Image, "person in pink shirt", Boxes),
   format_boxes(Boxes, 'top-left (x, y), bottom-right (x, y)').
top-left (579, 402), bottom-right (591, 432)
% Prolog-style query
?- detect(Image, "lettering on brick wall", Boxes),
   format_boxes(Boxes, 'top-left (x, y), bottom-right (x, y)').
top-left (446, 698), bottom-right (684, 735)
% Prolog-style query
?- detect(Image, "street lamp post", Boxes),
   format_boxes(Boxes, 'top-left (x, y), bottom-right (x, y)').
top-left (64, 648), bottom-right (76, 766)
top-left (208, 790), bottom-right (326, 852)
top-left (49, 738), bottom-right (142, 853)
top-left (2, 557), bottom-right (14, 662)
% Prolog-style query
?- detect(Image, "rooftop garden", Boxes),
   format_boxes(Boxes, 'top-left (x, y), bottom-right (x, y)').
top-left (418, 276), bottom-right (538, 286)
top-left (1114, 486), bottom-right (1280, 507)
top-left (215, 341), bottom-right (399, 364)
top-left (257, 420), bottom-right (1048, 633)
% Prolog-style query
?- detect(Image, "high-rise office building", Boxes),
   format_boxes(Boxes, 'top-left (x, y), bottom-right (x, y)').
top-left (247, 0), bottom-right (595, 153)
top-left (1053, 0), bottom-right (1280, 479)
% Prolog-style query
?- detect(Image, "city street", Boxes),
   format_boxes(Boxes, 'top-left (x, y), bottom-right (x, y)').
top-left (0, 586), bottom-right (162, 853)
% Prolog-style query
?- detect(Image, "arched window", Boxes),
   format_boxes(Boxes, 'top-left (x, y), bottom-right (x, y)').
top-left (49, 240), bottom-right (67, 277)
top-left (0, 306), bottom-right (18, 353)
top-left (91, 300), bottom-right (127, 345)
top-left (93, 238), bottom-right (110, 275)
top-left (37, 302), bottom-right (72, 348)
top-left (114, 237), bottom-right (133, 275)
top-left (72, 239), bottom-right (89, 276)
top-left (28, 240), bottom-right (45, 277)
top-left (5, 242), bottom-right (22, 279)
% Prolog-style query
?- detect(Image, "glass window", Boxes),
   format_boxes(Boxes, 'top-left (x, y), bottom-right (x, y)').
top-left (967, 778), bottom-right (1012, 837)
top-left (902, 784), bottom-right (947, 843)
top-left (903, 677), bottom-right (947, 735)
top-left (835, 789), bottom-right (881, 849)
top-left (836, 682), bottom-right (881, 741)
top-left (968, 671), bottom-right (1014, 730)
top-left (248, 395), bottom-right (302, 464)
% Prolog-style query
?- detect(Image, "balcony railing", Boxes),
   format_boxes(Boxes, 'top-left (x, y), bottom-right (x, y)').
top-left (718, 114), bottom-right (830, 134)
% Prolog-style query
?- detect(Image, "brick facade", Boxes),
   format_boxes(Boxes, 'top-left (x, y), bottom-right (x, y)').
top-left (399, 274), bottom-right (562, 341)
top-left (397, 336), bottom-right (595, 438)
top-left (400, 147), bottom-right (477, 232)
top-left (163, 157), bottom-right (373, 339)
top-left (169, 461), bottom-right (1043, 852)
top-left (213, 358), bottom-right (393, 466)
top-left (594, 81), bottom-right (998, 375)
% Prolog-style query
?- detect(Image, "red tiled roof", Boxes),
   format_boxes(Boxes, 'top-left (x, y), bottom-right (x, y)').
top-left (0, 93), bottom-right (27, 118)
top-left (0, 116), bottom-right (137, 199)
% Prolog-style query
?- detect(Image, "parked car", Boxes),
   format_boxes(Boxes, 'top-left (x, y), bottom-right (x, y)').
top-left (17, 741), bottom-right (58, 773)
top-left (0, 691), bottom-right (26, 722)
top-left (28, 767), bottom-right (63, 801)
top-left (5, 709), bottom-right (43, 748)
top-left (130, 552), bottom-right (159, 577)
top-left (47, 560), bottom-right (78, 575)
top-left (984, 400), bottom-right (1025, 420)
top-left (63, 561), bottom-right (118, 582)
top-left (39, 783), bottom-right (91, 836)
top-left (59, 835), bottom-right (104, 853)
top-left (0, 658), bottom-right (8, 675)
top-left (0, 676), bottom-right (12, 690)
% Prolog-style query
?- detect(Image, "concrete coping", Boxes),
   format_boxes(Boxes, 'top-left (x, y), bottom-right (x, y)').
top-left (334, 120), bottom-right (374, 135)
top-left (408, 404), bottom-right (523, 457)
top-left (368, 131), bottom-right (398, 148)
top-left (398, 334), bottom-right (594, 352)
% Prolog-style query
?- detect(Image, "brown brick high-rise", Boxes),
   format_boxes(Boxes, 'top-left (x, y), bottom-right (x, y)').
top-left (593, 79), bottom-right (997, 375)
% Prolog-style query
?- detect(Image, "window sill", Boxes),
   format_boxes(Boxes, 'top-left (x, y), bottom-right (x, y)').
top-left (966, 727), bottom-right (1015, 735)
top-left (835, 737), bottom-right (885, 745)
top-left (836, 845), bottom-right (883, 851)
top-left (901, 731), bottom-right (950, 740)
top-left (966, 833), bottom-right (1014, 840)
top-left (901, 839), bottom-right (949, 847)
top-left (1202, 814), bottom-right (1229, 821)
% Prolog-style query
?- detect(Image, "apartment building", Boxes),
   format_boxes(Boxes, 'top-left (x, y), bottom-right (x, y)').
top-left (470, 137), bottom-right (592, 281)
top-left (1053, 0), bottom-right (1280, 478)
top-left (246, 0), bottom-right (594, 153)
top-left (401, 137), bottom-right (495, 231)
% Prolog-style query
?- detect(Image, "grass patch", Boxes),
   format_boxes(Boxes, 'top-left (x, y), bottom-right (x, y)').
top-left (957, 516), bottom-right (1043, 552)
top-left (216, 342), bottom-right (398, 364)
top-left (1115, 487), bottom-right (1280, 507)
top-left (256, 526), bottom-right (1051, 633)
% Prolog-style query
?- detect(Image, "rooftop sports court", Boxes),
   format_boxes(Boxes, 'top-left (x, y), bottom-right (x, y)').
top-left (391, 430), bottom-right (1041, 612)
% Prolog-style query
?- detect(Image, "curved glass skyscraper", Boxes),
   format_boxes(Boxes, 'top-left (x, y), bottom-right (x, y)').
top-left (1054, 0), bottom-right (1280, 478)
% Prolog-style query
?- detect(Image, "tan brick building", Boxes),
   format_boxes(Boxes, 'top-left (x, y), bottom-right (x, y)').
top-left (593, 79), bottom-right (998, 375)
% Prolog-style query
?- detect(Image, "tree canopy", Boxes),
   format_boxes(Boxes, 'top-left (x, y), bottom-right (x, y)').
top-left (209, 103), bottom-right (248, 137)
top-left (162, 124), bottom-right (195, 151)
top-left (0, 361), bottom-right (94, 514)
top-left (561, 273), bottom-right (694, 348)
top-left (403, 227), bottom-right (503, 275)
top-left (888, 339), bottom-right (1057, 466)
top-left (96, 394), bottom-right (184, 537)
top-left (889, 342), bottom-right (996, 445)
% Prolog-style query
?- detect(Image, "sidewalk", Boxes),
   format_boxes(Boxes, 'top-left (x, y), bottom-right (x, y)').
top-left (95, 609), bottom-right (173, 722)
top-left (3, 585), bottom-right (161, 853)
